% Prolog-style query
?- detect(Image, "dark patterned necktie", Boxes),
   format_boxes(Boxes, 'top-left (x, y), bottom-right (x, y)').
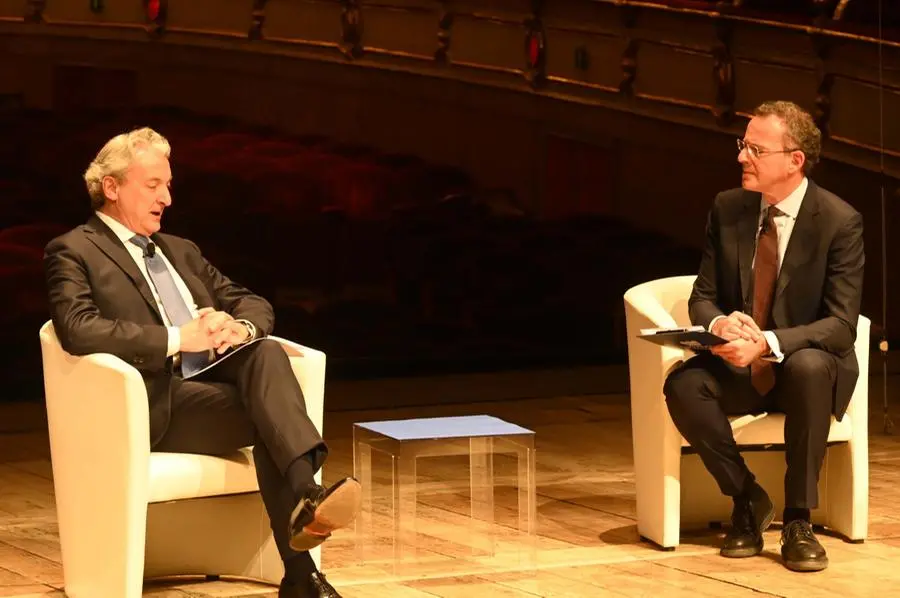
top-left (130, 235), bottom-right (210, 377)
top-left (750, 207), bottom-right (780, 395)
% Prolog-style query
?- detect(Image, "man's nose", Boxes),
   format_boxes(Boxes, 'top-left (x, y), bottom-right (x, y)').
top-left (159, 187), bottom-right (172, 206)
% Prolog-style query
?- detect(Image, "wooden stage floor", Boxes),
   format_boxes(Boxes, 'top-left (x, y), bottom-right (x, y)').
top-left (2, 373), bottom-right (900, 597)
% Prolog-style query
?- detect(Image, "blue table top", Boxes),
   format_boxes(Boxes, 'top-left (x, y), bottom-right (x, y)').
top-left (355, 415), bottom-right (534, 441)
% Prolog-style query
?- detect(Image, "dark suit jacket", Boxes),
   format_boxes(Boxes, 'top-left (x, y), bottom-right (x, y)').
top-left (44, 214), bottom-right (275, 447)
top-left (689, 180), bottom-right (865, 420)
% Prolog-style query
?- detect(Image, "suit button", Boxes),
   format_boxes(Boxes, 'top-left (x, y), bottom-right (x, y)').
top-left (134, 357), bottom-right (145, 364)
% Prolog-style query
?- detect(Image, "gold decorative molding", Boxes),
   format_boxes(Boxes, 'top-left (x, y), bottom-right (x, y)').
top-left (547, 75), bottom-right (618, 94)
top-left (340, 0), bottom-right (362, 59)
top-left (711, 18), bottom-right (734, 126)
top-left (446, 60), bottom-right (522, 77)
top-left (524, 0), bottom-right (546, 88)
top-left (435, 0), bottom-right (453, 64)
top-left (811, 31), bottom-right (833, 137)
top-left (360, 46), bottom-right (433, 62)
top-left (25, 0), bottom-right (45, 23)
top-left (144, 0), bottom-right (167, 37)
top-left (830, 134), bottom-right (900, 160)
top-left (249, 0), bottom-right (268, 40)
top-left (635, 91), bottom-right (710, 111)
top-left (833, 0), bottom-right (852, 21)
top-left (618, 4), bottom-right (638, 96)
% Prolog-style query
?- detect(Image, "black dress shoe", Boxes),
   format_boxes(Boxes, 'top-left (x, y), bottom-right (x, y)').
top-left (781, 519), bottom-right (828, 572)
top-left (720, 485), bottom-right (775, 558)
top-left (309, 572), bottom-right (342, 597)
top-left (279, 572), bottom-right (342, 598)
top-left (288, 477), bottom-right (362, 551)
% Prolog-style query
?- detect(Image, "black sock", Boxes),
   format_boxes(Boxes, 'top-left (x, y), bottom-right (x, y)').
top-left (283, 553), bottom-right (318, 585)
top-left (286, 452), bottom-right (317, 501)
top-left (783, 508), bottom-right (810, 524)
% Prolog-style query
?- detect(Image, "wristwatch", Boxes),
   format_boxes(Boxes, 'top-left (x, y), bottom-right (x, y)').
top-left (234, 319), bottom-right (257, 344)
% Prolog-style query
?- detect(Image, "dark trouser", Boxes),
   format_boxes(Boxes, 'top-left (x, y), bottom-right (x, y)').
top-left (153, 339), bottom-right (328, 569)
top-left (663, 349), bottom-right (836, 509)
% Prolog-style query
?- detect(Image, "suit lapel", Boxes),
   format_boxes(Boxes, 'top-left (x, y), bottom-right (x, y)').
top-left (775, 181), bottom-right (820, 302)
top-left (84, 215), bottom-right (163, 321)
top-left (738, 192), bottom-right (761, 306)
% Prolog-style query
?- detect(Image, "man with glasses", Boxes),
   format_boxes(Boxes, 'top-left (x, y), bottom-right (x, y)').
top-left (663, 101), bottom-right (865, 572)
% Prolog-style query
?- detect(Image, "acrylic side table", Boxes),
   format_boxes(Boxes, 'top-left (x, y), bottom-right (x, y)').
top-left (352, 415), bottom-right (536, 569)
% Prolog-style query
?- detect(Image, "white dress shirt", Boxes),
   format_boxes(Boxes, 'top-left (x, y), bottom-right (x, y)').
top-left (710, 177), bottom-right (808, 363)
top-left (95, 211), bottom-right (195, 357)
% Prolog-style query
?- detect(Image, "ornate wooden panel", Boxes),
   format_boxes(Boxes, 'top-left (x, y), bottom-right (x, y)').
top-left (165, 0), bottom-right (254, 37)
top-left (42, 0), bottom-right (144, 24)
top-left (362, 3), bottom-right (437, 60)
top-left (264, 0), bottom-right (342, 47)
top-left (545, 28), bottom-right (621, 91)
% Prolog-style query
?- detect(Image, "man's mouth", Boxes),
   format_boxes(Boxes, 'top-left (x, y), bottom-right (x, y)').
top-left (151, 209), bottom-right (162, 217)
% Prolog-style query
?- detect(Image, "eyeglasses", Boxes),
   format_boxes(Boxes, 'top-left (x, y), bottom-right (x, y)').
top-left (736, 138), bottom-right (800, 159)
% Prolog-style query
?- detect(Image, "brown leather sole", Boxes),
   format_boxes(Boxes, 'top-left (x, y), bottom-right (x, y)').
top-left (288, 478), bottom-right (362, 552)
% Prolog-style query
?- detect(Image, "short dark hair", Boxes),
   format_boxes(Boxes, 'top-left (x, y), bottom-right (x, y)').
top-left (753, 101), bottom-right (821, 175)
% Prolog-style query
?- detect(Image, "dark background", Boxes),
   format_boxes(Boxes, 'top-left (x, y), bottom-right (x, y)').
top-left (0, 0), bottom-right (897, 403)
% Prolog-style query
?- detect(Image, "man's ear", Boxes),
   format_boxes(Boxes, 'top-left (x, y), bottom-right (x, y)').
top-left (791, 151), bottom-right (806, 175)
top-left (101, 176), bottom-right (119, 202)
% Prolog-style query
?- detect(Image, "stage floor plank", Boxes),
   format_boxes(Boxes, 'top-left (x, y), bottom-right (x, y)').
top-left (2, 377), bottom-right (900, 597)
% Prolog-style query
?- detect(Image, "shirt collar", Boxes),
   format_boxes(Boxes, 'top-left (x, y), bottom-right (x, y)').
top-left (95, 210), bottom-right (143, 245)
top-left (760, 177), bottom-right (807, 220)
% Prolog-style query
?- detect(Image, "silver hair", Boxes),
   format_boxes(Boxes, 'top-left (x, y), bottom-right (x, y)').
top-left (84, 127), bottom-right (171, 210)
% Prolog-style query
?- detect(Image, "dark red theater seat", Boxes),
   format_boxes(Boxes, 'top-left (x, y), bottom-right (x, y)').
top-left (0, 243), bottom-right (45, 267)
top-left (0, 223), bottom-right (70, 250)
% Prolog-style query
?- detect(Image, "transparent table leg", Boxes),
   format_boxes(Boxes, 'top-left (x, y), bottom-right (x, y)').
top-left (353, 439), bottom-right (373, 563)
top-left (392, 451), bottom-right (417, 567)
top-left (469, 436), bottom-right (495, 555)
top-left (517, 439), bottom-right (537, 568)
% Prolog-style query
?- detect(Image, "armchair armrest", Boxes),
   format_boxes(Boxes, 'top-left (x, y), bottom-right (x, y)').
top-left (844, 315), bottom-right (870, 432)
top-left (40, 323), bottom-right (152, 588)
top-left (623, 279), bottom-right (695, 547)
top-left (42, 346), bottom-right (153, 507)
top-left (623, 285), bottom-right (689, 389)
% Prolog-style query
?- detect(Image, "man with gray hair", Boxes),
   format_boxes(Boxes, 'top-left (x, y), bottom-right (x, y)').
top-left (44, 127), bottom-right (359, 597)
top-left (663, 101), bottom-right (865, 572)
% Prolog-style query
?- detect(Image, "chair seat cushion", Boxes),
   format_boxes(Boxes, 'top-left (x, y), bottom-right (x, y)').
top-left (148, 447), bottom-right (260, 503)
top-left (679, 412), bottom-right (853, 448)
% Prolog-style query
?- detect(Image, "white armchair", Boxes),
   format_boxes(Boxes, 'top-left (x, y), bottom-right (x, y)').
top-left (39, 321), bottom-right (325, 598)
top-left (623, 275), bottom-right (869, 549)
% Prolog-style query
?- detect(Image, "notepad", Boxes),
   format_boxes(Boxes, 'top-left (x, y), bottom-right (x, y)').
top-left (183, 337), bottom-right (269, 379)
top-left (638, 326), bottom-right (727, 350)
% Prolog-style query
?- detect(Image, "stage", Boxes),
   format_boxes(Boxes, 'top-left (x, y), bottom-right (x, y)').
top-left (1, 371), bottom-right (900, 597)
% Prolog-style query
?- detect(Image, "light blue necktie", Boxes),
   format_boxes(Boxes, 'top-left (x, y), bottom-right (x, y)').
top-left (129, 235), bottom-right (210, 377)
